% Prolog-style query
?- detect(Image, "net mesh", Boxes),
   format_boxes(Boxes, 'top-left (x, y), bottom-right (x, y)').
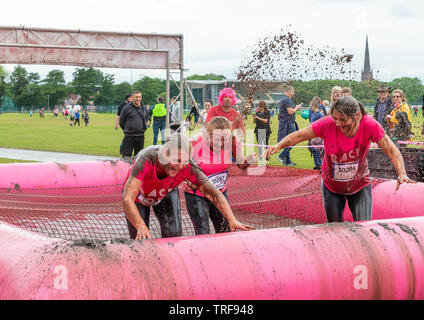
top-left (0, 166), bottom-right (386, 240)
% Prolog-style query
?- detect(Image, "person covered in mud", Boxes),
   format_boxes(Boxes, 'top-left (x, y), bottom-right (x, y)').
top-left (184, 117), bottom-right (258, 235)
top-left (122, 133), bottom-right (252, 240)
top-left (386, 89), bottom-right (413, 142)
top-left (264, 95), bottom-right (416, 223)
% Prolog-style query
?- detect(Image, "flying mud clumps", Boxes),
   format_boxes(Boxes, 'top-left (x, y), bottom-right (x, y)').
top-left (236, 26), bottom-right (358, 98)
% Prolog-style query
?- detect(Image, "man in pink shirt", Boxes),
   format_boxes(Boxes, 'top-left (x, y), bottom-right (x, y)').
top-left (265, 96), bottom-right (415, 222)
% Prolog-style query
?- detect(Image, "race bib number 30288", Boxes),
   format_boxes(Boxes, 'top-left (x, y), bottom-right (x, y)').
top-left (208, 172), bottom-right (228, 190)
top-left (333, 161), bottom-right (359, 182)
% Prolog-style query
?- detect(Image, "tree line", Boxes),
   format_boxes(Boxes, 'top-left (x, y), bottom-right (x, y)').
top-left (0, 65), bottom-right (422, 111)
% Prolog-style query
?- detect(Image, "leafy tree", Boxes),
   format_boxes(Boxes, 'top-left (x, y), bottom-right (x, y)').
top-left (0, 66), bottom-right (7, 103)
top-left (71, 68), bottom-right (103, 106)
top-left (9, 65), bottom-right (29, 106)
top-left (113, 82), bottom-right (133, 105)
top-left (133, 76), bottom-right (166, 106)
top-left (95, 73), bottom-right (115, 105)
top-left (187, 73), bottom-right (226, 81)
top-left (42, 70), bottom-right (67, 107)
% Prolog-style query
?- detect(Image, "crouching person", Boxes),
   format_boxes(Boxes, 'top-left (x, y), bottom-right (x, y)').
top-left (122, 133), bottom-right (252, 239)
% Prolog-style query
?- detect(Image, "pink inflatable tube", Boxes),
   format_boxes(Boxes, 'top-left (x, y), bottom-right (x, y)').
top-left (1, 218), bottom-right (424, 300)
top-left (1, 161), bottom-right (424, 299)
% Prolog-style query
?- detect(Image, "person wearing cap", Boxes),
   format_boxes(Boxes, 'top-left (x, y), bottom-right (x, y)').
top-left (374, 85), bottom-right (393, 133)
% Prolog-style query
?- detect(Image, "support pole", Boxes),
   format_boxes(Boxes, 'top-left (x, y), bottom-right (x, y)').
top-left (166, 52), bottom-right (170, 137)
top-left (180, 36), bottom-right (185, 129)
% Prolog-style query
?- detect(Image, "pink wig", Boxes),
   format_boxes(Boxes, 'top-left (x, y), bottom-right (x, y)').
top-left (218, 88), bottom-right (237, 107)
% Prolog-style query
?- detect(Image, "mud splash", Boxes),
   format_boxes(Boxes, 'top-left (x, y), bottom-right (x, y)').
top-left (236, 25), bottom-right (357, 98)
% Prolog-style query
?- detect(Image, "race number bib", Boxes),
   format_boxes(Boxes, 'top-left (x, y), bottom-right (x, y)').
top-left (208, 172), bottom-right (228, 190)
top-left (333, 162), bottom-right (359, 182)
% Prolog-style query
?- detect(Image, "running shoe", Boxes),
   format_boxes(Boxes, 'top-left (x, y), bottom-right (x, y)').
top-left (277, 154), bottom-right (289, 166)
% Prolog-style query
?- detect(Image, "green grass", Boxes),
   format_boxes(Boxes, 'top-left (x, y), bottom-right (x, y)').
top-left (0, 158), bottom-right (35, 164)
top-left (0, 111), bottom-right (423, 169)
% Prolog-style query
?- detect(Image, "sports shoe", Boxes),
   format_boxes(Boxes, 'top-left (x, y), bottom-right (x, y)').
top-left (277, 154), bottom-right (289, 166)
top-left (286, 162), bottom-right (296, 167)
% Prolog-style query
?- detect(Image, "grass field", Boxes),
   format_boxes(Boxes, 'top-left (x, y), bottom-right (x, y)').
top-left (0, 111), bottom-right (423, 168)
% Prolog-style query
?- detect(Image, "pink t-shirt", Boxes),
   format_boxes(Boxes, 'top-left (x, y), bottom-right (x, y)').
top-left (184, 134), bottom-right (242, 197)
top-left (123, 146), bottom-right (208, 206)
top-left (311, 115), bottom-right (385, 195)
top-left (206, 106), bottom-right (245, 132)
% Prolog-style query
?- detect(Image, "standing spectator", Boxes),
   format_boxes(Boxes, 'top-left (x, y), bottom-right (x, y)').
top-left (186, 102), bottom-right (201, 130)
top-left (413, 106), bottom-right (418, 118)
top-left (330, 86), bottom-right (342, 109)
top-left (200, 100), bottom-right (212, 126)
top-left (276, 86), bottom-right (302, 166)
top-left (73, 109), bottom-right (81, 127)
top-left (64, 108), bottom-right (69, 120)
top-left (422, 94), bottom-right (424, 136)
top-left (386, 89), bottom-right (413, 141)
top-left (53, 106), bottom-right (59, 119)
top-left (308, 99), bottom-right (324, 170)
top-left (341, 87), bottom-right (353, 97)
top-left (115, 94), bottom-right (133, 130)
top-left (84, 110), bottom-right (90, 127)
top-left (253, 101), bottom-right (272, 160)
top-left (69, 106), bottom-right (76, 126)
top-left (119, 91), bottom-right (148, 157)
top-left (313, 96), bottom-right (327, 116)
top-left (152, 96), bottom-right (167, 145)
top-left (374, 85), bottom-right (393, 133)
top-left (169, 96), bottom-right (181, 133)
top-left (322, 100), bottom-right (330, 114)
top-left (205, 87), bottom-right (245, 143)
top-left (39, 108), bottom-right (45, 119)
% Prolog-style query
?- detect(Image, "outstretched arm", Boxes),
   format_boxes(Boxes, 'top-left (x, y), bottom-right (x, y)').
top-left (264, 126), bottom-right (317, 159)
top-left (376, 135), bottom-right (416, 190)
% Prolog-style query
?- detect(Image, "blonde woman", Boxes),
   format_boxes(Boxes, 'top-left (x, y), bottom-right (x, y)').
top-left (330, 86), bottom-right (342, 108)
top-left (184, 116), bottom-right (257, 235)
top-left (386, 89), bottom-right (413, 141)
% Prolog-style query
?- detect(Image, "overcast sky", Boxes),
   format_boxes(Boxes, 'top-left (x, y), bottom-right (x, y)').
top-left (1, 0), bottom-right (423, 83)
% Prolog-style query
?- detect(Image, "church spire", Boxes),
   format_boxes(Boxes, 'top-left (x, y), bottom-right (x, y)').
top-left (361, 35), bottom-right (373, 81)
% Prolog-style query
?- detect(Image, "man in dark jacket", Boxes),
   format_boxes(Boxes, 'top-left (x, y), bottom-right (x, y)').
top-left (119, 91), bottom-right (148, 157)
top-left (276, 86), bottom-right (302, 166)
top-left (374, 85), bottom-right (393, 133)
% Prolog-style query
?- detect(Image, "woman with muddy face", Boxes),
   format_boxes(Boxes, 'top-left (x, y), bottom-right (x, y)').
top-left (122, 133), bottom-right (252, 240)
top-left (264, 96), bottom-right (415, 223)
top-left (184, 116), bottom-right (256, 235)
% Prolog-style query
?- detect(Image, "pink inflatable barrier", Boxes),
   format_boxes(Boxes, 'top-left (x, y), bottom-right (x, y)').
top-left (0, 161), bottom-right (424, 299)
top-left (1, 218), bottom-right (424, 300)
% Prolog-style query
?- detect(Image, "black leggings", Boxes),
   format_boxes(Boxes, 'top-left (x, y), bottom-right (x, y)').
top-left (126, 189), bottom-right (182, 239)
top-left (184, 191), bottom-right (230, 235)
top-left (322, 182), bottom-right (372, 223)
